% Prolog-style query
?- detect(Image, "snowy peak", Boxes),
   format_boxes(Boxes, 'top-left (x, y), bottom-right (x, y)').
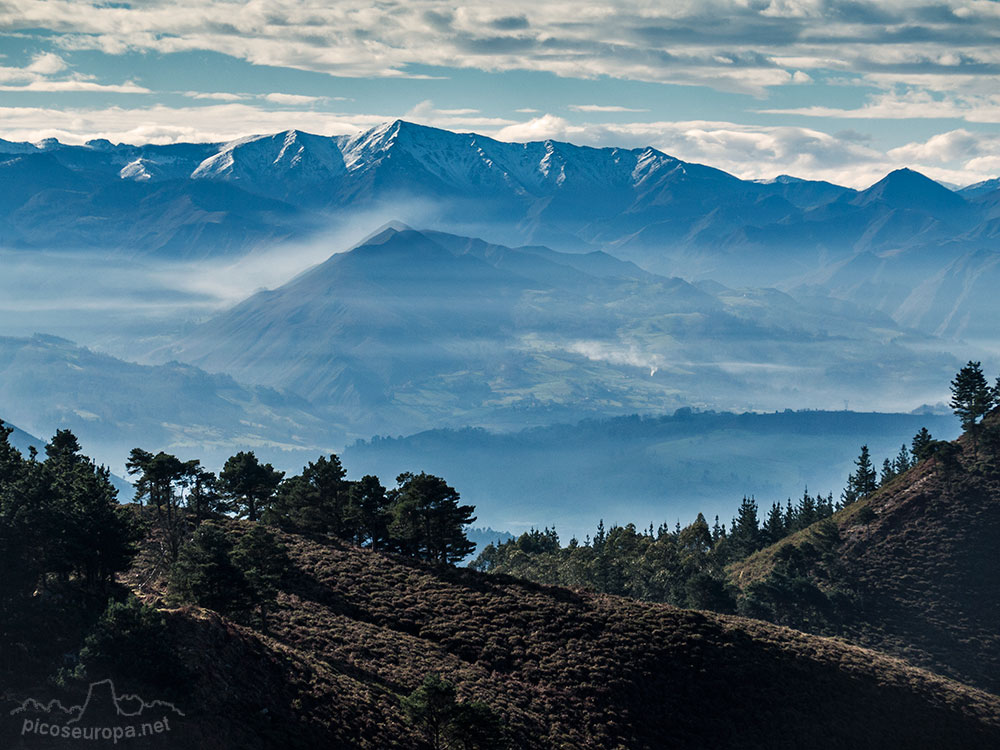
top-left (191, 130), bottom-right (347, 193)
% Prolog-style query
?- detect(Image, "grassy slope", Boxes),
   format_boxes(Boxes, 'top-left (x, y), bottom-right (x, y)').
top-left (45, 522), bottom-right (994, 750)
top-left (729, 414), bottom-right (1000, 695)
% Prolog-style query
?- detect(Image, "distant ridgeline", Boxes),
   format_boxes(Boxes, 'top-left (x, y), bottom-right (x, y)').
top-left (345, 407), bottom-right (959, 540)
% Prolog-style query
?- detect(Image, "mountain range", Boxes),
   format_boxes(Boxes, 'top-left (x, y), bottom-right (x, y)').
top-left (3, 121), bottom-right (999, 338)
top-left (157, 225), bottom-right (957, 439)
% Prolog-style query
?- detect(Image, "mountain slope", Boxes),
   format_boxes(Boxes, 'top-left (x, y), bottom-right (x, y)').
top-left (730, 410), bottom-right (1000, 694)
top-left (161, 225), bottom-right (956, 437)
top-left (10, 520), bottom-right (999, 749)
top-left (0, 334), bottom-right (340, 471)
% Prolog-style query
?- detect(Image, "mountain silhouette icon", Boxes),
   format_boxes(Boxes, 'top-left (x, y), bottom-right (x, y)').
top-left (68, 680), bottom-right (120, 726)
top-left (12, 679), bottom-right (184, 724)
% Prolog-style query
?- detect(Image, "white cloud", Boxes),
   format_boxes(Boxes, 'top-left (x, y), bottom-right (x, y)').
top-left (494, 113), bottom-right (999, 187)
top-left (568, 105), bottom-right (649, 113)
top-left (762, 89), bottom-right (1000, 122)
top-left (888, 130), bottom-right (1000, 165)
top-left (3, 0), bottom-right (997, 98)
top-left (262, 92), bottom-right (325, 105)
top-left (403, 99), bottom-right (515, 129)
top-left (0, 79), bottom-right (149, 93)
top-left (184, 91), bottom-right (249, 101)
top-left (0, 103), bottom-right (382, 145)
top-left (26, 52), bottom-right (67, 75)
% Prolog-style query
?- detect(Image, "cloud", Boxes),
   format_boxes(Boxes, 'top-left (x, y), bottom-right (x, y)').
top-left (569, 105), bottom-right (650, 113)
top-left (761, 89), bottom-right (1000, 122)
top-left (0, 103), bottom-right (385, 145)
top-left (403, 99), bottom-right (515, 129)
top-left (26, 52), bottom-right (67, 75)
top-left (262, 92), bottom-right (325, 105)
top-left (494, 113), bottom-right (999, 187)
top-left (184, 91), bottom-right (249, 101)
top-left (0, 79), bottom-right (150, 93)
top-left (4, 0), bottom-right (997, 98)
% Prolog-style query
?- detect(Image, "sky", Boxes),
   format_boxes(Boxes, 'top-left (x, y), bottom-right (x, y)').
top-left (1, 0), bottom-right (999, 187)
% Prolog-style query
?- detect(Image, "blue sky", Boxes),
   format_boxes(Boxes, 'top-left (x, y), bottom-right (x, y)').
top-left (1, 0), bottom-right (999, 186)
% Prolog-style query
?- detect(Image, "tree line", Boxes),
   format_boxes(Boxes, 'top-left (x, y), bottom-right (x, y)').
top-left (0, 424), bottom-right (476, 680)
top-left (125, 447), bottom-right (477, 567)
top-left (471, 424), bottom-right (940, 621)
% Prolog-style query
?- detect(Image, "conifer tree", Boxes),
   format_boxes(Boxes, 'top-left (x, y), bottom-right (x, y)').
top-left (893, 444), bottom-right (912, 475)
top-left (46, 431), bottom-right (136, 590)
top-left (126, 448), bottom-right (198, 562)
top-left (795, 490), bottom-right (817, 529)
top-left (169, 522), bottom-right (247, 613)
top-left (347, 474), bottom-right (389, 549)
top-left (912, 427), bottom-right (934, 461)
top-left (401, 674), bottom-right (457, 750)
top-left (880, 458), bottom-right (895, 485)
top-left (729, 496), bottom-right (760, 558)
top-left (950, 361), bottom-right (995, 432)
top-left (843, 445), bottom-right (877, 505)
top-left (219, 451), bottom-right (284, 522)
top-left (230, 524), bottom-right (290, 629)
top-left (762, 501), bottom-right (785, 544)
top-left (268, 454), bottom-right (349, 535)
top-left (388, 473), bottom-right (476, 564)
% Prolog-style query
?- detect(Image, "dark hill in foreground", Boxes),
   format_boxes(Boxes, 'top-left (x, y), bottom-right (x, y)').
top-left (731, 410), bottom-right (1000, 695)
top-left (9, 521), bottom-right (1000, 749)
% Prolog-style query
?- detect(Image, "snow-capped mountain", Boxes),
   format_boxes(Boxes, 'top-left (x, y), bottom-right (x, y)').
top-left (1, 120), bottom-right (999, 331)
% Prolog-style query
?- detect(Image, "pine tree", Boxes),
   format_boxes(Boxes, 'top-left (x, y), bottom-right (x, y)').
top-left (880, 458), bottom-right (895, 485)
top-left (843, 445), bottom-right (877, 505)
top-left (711, 515), bottom-right (724, 543)
top-left (950, 361), bottom-right (995, 432)
top-left (762, 502), bottom-right (785, 544)
top-left (729, 496), bottom-right (760, 558)
top-left (218, 451), bottom-right (284, 522)
top-left (268, 454), bottom-right (349, 535)
top-left (347, 474), bottom-right (389, 549)
top-left (46, 431), bottom-right (136, 590)
top-left (400, 674), bottom-right (457, 750)
top-left (795, 490), bottom-right (817, 529)
top-left (169, 522), bottom-right (247, 613)
top-left (912, 427), bottom-right (934, 461)
top-left (230, 524), bottom-right (290, 629)
top-left (388, 473), bottom-right (476, 564)
top-left (126, 448), bottom-right (198, 562)
top-left (893, 443), bottom-right (912, 475)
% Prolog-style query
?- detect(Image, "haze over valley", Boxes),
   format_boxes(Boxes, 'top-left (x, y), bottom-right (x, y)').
top-left (0, 122), bottom-right (990, 537)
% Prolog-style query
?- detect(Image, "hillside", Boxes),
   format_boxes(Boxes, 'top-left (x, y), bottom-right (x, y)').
top-left (159, 225), bottom-right (956, 437)
top-left (6, 520), bottom-right (1000, 749)
top-left (0, 334), bottom-right (340, 472)
top-left (730, 410), bottom-right (1000, 695)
